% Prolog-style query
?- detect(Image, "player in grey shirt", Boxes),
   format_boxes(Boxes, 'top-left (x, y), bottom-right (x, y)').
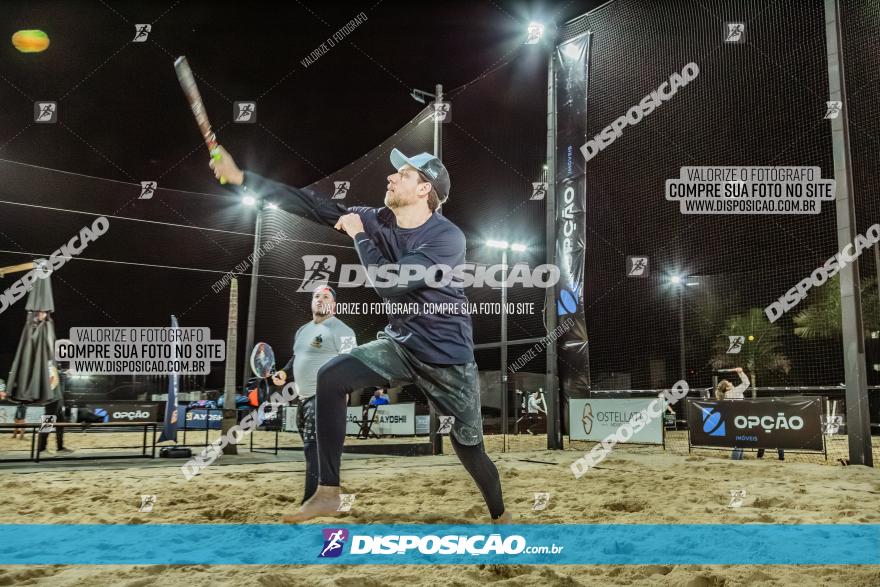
top-left (273, 285), bottom-right (357, 503)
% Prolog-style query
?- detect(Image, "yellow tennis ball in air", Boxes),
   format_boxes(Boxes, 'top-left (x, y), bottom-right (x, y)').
top-left (12, 30), bottom-right (50, 53)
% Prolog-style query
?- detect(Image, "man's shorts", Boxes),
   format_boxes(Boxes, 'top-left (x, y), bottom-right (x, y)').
top-left (297, 396), bottom-right (316, 443)
top-left (347, 333), bottom-right (484, 446)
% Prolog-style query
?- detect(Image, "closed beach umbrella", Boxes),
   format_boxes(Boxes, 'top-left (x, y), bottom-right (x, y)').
top-left (6, 261), bottom-right (59, 403)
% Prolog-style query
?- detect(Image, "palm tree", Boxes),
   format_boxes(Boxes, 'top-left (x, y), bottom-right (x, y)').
top-left (793, 275), bottom-right (879, 339)
top-left (710, 308), bottom-right (791, 397)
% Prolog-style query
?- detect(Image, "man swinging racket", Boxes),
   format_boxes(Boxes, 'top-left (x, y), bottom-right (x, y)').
top-left (210, 146), bottom-right (509, 523)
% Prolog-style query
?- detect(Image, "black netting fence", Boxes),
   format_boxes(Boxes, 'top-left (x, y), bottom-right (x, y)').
top-left (842, 0), bottom-right (880, 425)
top-left (557, 0), bottom-right (879, 464)
top-left (0, 158), bottom-right (257, 405)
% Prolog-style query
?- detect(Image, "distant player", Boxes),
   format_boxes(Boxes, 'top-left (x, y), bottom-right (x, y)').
top-left (272, 286), bottom-right (356, 504)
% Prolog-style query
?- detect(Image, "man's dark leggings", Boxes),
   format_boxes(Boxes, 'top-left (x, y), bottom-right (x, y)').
top-left (315, 354), bottom-right (506, 519)
top-left (302, 441), bottom-right (319, 503)
top-left (297, 397), bottom-right (319, 504)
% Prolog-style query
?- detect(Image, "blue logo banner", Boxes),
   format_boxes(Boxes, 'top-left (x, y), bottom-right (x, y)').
top-left (1, 524), bottom-right (878, 565)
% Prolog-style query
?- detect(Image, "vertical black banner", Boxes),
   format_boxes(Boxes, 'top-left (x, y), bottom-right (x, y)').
top-left (554, 33), bottom-right (591, 399)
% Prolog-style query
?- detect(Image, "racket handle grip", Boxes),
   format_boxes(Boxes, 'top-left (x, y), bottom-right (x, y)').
top-left (210, 148), bottom-right (227, 184)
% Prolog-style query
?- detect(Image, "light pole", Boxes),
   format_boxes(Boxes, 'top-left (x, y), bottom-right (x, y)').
top-left (488, 240), bottom-right (527, 450)
top-left (411, 84), bottom-right (445, 453)
top-left (669, 274), bottom-right (699, 382)
top-left (242, 195), bottom-right (263, 391)
top-left (410, 84), bottom-right (444, 161)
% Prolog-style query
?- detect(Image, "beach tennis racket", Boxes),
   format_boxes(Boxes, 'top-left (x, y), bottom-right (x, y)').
top-left (250, 342), bottom-right (276, 379)
top-left (173, 55), bottom-right (226, 183)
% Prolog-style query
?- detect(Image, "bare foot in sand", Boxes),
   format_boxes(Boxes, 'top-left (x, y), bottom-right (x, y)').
top-left (281, 485), bottom-right (344, 523)
top-left (493, 510), bottom-right (513, 524)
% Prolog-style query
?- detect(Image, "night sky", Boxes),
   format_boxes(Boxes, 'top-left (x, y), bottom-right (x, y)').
top-left (0, 0), bottom-right (599, 389)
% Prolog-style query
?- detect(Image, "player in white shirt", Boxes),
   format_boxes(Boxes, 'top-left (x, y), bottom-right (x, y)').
top-left (715, 367), bottom-right (783, 460)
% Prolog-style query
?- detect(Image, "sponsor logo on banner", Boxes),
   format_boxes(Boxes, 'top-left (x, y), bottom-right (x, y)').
top-left (687, 398), bottom-right (823, 450)
top-left (581, 403), bottom-right (593, 434)
top-left (113, 410), bottom-right (151, 421)
top-left (700, 406), bottom-right (726, 436)
top-left (553, 32), bottom-right (591, 397)
top-left (86, 404), bottom-right (157, 422)
top-left (178, 406), bottom-right (222, 429)
top-left (344, 404), bottom-right (415, 435)
top-left (569, 398), bottom-right (665, 445)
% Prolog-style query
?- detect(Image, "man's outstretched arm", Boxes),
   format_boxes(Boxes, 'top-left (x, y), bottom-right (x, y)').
top-left (210, 146), bottom-right (347, 227)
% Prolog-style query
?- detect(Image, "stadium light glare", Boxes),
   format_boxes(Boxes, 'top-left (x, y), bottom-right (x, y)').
top-left (242, 195), bottom-right (256, 206)
top-left (562, 42), bottom-right (582, 59)
top-left (487, 240), bottom-right (509, 249)
top-left (511, 243), bottom-right (527, 252)
top-left (526, 22), bottom-right (544, 44)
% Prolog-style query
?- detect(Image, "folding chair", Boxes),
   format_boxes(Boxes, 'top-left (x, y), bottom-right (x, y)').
top-left (356, 404), bottom-right (381, 439)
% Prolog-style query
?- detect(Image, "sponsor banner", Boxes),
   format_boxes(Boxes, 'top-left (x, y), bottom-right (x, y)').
top-left (178, 406), bottom-right (222, 429)
top-left (687, 398), bottom-right (823, 451)
top-left (569, 398), bottom-right (664, 444)
top-left (84, 403), bottom-right (158, 422)
top-left (345, 403), bottom-right (415, 435)
top-left (415, 414), bottom-right (430, 435)
top-left (1, 524), bottom-right (878, 565)
top-left (553, 32), bottom-right (591, 398)
top-left (0, 405), bottom-right (46, 424)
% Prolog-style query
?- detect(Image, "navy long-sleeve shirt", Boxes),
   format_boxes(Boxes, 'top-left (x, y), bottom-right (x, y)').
top-left (238, 172), bottom-right (474, 364)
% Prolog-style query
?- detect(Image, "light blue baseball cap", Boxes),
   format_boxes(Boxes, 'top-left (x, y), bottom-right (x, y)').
top-left (390, 148), bottom-right (450, 203)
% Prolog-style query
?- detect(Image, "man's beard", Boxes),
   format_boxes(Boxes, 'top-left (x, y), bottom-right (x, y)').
top-left (384, 191), bottom-right (405, 209)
